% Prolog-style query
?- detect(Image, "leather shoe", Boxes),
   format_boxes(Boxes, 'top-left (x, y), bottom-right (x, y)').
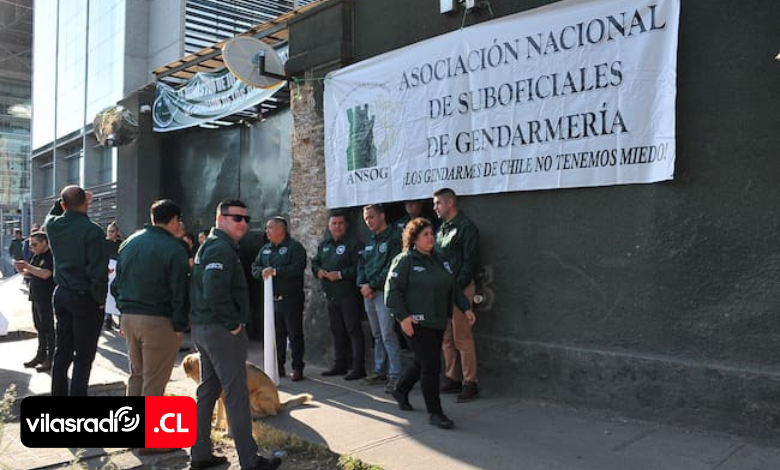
top-left (291, 369), bottom-right (304, 382)
top-left (391, 389), bottom-right (413, 411)
top-left (321, 367), bottom-right (348, 376)
top-left (429, 412), bottom-right (454, 429)
top-left (35, 359), bottom-right (52, 372)
top-left (23, 356), bottom-right (45, 368)
top-left (344, 369), bottom-right (366, 381)
top-left (440, 377), bottom-right (462, 394)
top-left (245, 455), bottom-right (282, 470)
top-left (456, 381), bottom-right (479, 402)
top-left (190, 454), bottom-right (228, 470)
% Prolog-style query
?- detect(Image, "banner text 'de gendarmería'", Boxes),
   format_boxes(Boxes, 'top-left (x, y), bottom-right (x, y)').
top-left (324, 0), bottom-right (679, 207)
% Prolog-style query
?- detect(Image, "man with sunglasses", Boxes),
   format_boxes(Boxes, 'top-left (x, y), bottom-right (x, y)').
top-left (14, 231), bottom-right (55, 372)
top-left (190, 200), bottom-right (281, 470)
top-left (251, 216), bottom-right (307, 381)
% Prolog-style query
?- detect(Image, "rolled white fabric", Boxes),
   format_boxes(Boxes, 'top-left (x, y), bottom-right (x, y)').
top-left (0, 310), bottom-right (8, 336)
top-left (263, 277), bottom-right (279, 385)
top-left (104, 259), bottom-right (121, 316)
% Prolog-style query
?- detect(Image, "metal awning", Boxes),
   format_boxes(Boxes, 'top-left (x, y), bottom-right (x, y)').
top-left (152, 1), bottom-right (324, 127)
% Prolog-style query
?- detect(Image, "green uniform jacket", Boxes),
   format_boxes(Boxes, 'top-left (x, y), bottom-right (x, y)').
top-left (384, 249), bottom-right (471, 331)
top-left (251, 235), bottom-right (307, 298)
top-left (190, 228), bottom-right (249, 330)
top-left (8, 239), bottom-right (23, 260)
top-left (44, 200), bottom-right (109, 304)
top-left (112, 225), bottom-right (191, 332)
top-left (311, 234), bottom-right (363, 302)
top-left (394, 215), bottom-right (411, 233)
top-left (357, 225), bottom-right (402, 291)
top-left (435, 211), bottom-right (480, 289)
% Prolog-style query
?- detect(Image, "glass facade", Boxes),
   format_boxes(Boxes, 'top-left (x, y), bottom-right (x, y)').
top-left (38, 156), bottom-right (54, 199)
top-left (32, 0), bottom-right (125, 194)
top-left (86, 0), bottom-right (125, 125)
top-left (184, 0), bottom-right (318, 53)
top-left (31, 2), bottom-right (56, 151)
top-left (64, 147), bottom-right (82, 185)
top-left (0, 79), bottom-right (31, 207)
top-left (95, 145), bottom-right (113, 185)
top-left (55, 0), bottom-right (87, 140)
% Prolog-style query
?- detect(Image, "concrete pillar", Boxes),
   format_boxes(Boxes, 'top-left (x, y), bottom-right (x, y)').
top-left (116, 88), bottom-right (161, 232)
top-left (289, 77), bottom-right (331, 365)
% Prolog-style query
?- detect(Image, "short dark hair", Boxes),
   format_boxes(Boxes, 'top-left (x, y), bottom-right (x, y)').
top-left (402, 217), bottom-right (433, 251)
top-left (30, 231), bottom-right (48, 243)
top-left (328, 209), bottom-right (347, 220)
top-left (197, 229), bottom-right (209, 237)
top-left (151, 199), bottom-right (182, 225)
top-left (432, 188), bottom-right (457, 200)
top-left (61, 185), bottom-right (86, 208)
top-left (363, 203), bottom-right (385, 214)
top-left (217, 199), bottom-right (247, 215)
top-left (268, 216), bottom-right (288, 231)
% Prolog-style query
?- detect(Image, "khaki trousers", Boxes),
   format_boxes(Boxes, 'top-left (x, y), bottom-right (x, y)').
top-left (443, 282), bottom-right (478, 383)
top-left (121, 314), bottom-right (181, 396)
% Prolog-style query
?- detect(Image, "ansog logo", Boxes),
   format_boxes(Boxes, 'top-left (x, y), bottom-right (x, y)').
top-left (21, 396), bottom-right (196, 448)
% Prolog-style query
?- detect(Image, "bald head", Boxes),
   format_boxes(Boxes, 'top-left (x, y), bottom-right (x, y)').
top-left (61, 185), bottom-right (88, 212)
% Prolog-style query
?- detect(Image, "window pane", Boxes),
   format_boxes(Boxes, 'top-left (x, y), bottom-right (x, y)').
top-left (32, 3), bottom-right (58, 150)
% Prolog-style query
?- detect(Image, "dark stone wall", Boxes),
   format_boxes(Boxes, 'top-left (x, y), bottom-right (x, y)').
top-left (154, 110), bottom-right (294, 339)
top-left (288, 0), bottom-right (780, 437)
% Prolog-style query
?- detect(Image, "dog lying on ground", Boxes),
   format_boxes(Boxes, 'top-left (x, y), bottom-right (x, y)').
top-left (181, 352), bottom-right (312, 430)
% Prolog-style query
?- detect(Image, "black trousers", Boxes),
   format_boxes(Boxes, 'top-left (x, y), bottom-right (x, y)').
top-left (274, 294), bottom-right (305, 372)
top-left (396, 325), bottom-right (445, 414)
top-left (51, 286), bottom-right (103, 396)
top-left (32, 299), bottom-right (55, 359)
top-left (327, 295), bottom-right (365, 371)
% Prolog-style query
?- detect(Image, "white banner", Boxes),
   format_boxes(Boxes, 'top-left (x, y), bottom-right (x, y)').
top-left (263, 277), bottom-right (279, 385)
top-left (153, 45), bottom-right (288, 132)
top-left (324, 0), bottom-right (679, 208)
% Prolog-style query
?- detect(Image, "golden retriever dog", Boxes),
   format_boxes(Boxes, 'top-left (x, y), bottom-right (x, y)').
top-left (181, 352), bottom-right (312, 430)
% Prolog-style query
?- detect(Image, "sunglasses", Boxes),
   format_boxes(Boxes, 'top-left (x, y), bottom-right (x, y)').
top-left (223, 213), bottom-right (251, 223)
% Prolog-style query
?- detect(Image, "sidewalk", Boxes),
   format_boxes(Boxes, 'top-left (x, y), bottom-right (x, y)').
top-left (1, 274), bottom-right (779, 470)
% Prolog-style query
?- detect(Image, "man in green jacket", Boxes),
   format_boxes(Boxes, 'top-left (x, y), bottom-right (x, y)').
top-left (312, 210), bottom-right (366, 380)
top-left (190, 200), bottom-right (281, 470)
top-left (252, 216), bottom-right (307, 381)
top-left (433, 188), bottom-right (481, 402)
top-left (358, 204), bottom-right (403, 393)
top-left (44, 185), bottom-right (109, 396)
top-left (8, 228), bottom-right (24, 260)
top-left (112, 199), bottom-right (189, 399)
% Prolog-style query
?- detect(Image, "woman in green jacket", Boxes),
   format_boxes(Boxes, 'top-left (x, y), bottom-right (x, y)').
top-left (385, 217), bottom-right (474, 429)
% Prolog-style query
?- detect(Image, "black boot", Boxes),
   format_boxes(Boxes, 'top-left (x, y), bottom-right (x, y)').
top-left (391, 389), bottom-right (413, 411)
top-left (321, 365), bottom-right (348, 376)
top-left (440, 376), bottom-right (462, 394)
top-left (24, 355), bottom-right (45, 368)
top-left (457, 381), bottom-right (479, 402)
top-left (344, 369), bottom-right (366, 381)
top-left (429, 412), bottom-right (454, 429)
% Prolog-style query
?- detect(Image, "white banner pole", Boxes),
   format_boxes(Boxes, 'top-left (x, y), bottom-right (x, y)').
top-left (263, 277), bottom-right (279, 385)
